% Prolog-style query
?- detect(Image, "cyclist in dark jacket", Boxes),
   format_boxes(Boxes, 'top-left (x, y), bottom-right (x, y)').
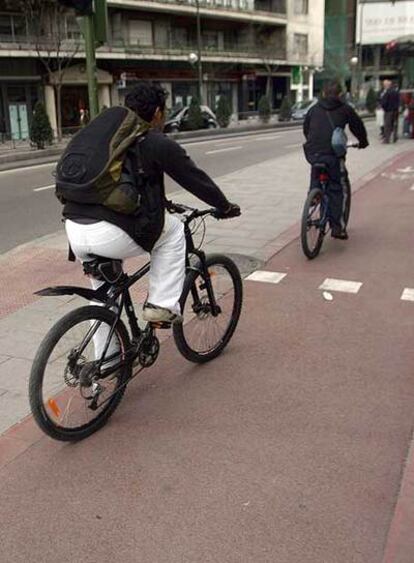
top-left (64, 82), bottom-right (240, 324)
top-left (303, 80), bottom-right (369, 239)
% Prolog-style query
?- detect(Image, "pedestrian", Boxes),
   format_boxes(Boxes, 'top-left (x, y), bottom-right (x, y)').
top-left (375, 102), bottom-right (385, 139)
top-left (381, 79), bottom-right (400, 143)
top-left (402, 104), bottom-right (411, 137)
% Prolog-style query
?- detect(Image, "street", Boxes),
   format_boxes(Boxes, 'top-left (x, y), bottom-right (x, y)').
top-left (0, 142), bottom-right (414, 562)
top-left (0, 121), bottom-right (388, 255)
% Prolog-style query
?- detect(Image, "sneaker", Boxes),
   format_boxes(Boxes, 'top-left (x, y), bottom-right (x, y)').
top-left (142, 303), bottom-right (182, 324)
top-left (331, 227), bottom-right (349, 240)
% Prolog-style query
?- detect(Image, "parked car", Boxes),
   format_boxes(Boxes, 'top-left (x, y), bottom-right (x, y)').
top-left (164, 105), bottom-right (218, 133)
top-left (290, 99), bottom-right (317, 120)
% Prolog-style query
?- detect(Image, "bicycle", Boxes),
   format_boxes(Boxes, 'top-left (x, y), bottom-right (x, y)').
top-left (300, 144), bottom-right (358, 259)
top-left (29, 202), bottom-right (243, 442)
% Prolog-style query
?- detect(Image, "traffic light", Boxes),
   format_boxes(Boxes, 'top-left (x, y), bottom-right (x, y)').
top-left (57, 0), bottom-right (94, 16)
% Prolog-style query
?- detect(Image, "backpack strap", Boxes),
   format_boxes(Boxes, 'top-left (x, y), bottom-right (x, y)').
top-left (325, 110), bottom-right (335, 131)
top-left (134, 136), bottom-right (147, 188)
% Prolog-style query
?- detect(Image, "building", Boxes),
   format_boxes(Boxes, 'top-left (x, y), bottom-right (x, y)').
top-left (0, 0), bottom-right (324, 139)
top-left (356, 0), bottom-right (414, 93)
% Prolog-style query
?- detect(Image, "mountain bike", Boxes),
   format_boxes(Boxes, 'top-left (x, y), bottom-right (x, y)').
top-left (29, 202), bottom-right (243, 442)
top-left (301, 144), bottom-right (357, 259)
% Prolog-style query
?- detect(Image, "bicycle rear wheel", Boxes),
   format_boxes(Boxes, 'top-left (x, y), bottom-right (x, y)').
top-left (301, 187), bottom-right (325, 259)
top-left (173, 254), bottom-right (243, 363)
top-left (29, 306), bottom-right (131, 442)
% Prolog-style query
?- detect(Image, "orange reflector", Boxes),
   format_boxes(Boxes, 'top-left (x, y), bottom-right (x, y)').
top-left (48, 398), bottom-right (61, 418)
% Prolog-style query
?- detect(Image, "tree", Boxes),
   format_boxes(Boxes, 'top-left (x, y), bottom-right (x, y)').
top-left (366, 88), bottom-right (378, 114)
top-left (216, 96), bottom-right (232, 128)
top-left (279, 96), bottom-right (292, 122)
top-left (30, 101), bottom-right (53, 149)
top-left (17, 0), bottom-right (81, 141)
top-left (258, 96), bottom-right (271, 123)
top-left (187, 97), bottom-right (204, 131)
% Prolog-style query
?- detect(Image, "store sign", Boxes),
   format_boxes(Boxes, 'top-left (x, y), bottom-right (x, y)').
top-left (357, 1), bottom-right (414, 45)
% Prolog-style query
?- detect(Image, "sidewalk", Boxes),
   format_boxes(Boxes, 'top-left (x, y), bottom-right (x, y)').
top-left (0, 143), bottom-right (413, 562)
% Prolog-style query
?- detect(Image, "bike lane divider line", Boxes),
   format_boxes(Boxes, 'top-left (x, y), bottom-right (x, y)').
top-left (205, 146), bottom-right (243, 155)
top-left (401, 288), bottom-right (414, 302)
top-left (319, 278), bottom-right (363, 294)
top-left (33, 184), bottom-right (55, 192)
top-left (245, 271), bottom-right (287, 284)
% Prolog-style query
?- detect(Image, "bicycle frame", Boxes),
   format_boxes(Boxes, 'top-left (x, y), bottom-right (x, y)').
top-left (35, 208), bottom-right (220, 377)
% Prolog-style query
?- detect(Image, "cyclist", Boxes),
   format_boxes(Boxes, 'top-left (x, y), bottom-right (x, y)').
top-left (64, 82), bottom-right (240, 324)
top-left (303, 80), bottom-right (369, 240)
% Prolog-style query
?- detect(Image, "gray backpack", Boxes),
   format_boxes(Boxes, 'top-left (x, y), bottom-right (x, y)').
top-left (326, 111), bottom-right (348, 157)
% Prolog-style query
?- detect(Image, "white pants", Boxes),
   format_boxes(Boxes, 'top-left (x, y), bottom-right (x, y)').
top-left (65, 213), bottom-right (186, 314)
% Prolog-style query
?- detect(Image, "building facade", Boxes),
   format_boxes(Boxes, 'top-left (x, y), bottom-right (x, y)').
top-left (0, 0), bottom-right (324, 139)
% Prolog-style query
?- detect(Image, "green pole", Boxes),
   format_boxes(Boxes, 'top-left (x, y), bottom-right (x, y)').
top-left (82, 14), bottom-right (99, 119)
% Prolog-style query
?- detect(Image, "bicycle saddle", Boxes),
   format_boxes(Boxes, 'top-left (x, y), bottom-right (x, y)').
top-left (83, 255), bottom-right (123, 284)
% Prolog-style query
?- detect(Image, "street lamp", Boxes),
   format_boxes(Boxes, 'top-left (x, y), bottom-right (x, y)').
top-left (195, 0), bottom-right (203, 103)
top-left (350, 55), bottom-right (359, 100)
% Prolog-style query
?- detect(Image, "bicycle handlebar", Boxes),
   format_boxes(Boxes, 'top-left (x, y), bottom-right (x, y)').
top-left (166, 200), bottom-right (217, 221)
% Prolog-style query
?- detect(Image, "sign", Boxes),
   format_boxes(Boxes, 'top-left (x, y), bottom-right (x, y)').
top-left (291, 66), bottom-right (302, 85)
top-left (357, 1), bottom-right (414, 45)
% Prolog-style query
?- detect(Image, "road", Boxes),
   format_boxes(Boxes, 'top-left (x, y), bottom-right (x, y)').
top-left (0, 125), bottom-right (319, 254)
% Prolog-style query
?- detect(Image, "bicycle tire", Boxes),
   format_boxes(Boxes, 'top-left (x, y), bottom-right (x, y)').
top-left (343, 177), bottom-right (352, 227)
top-left (173, 254), bottom-right (243, 363)
top-left (29, 306), bottom-right (131, 442)
top-left (301, 187), bottom-right (325, 260)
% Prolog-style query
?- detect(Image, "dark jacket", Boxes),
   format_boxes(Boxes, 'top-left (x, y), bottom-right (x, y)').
top-left (380, 88), bottom-right (400, 113)
top-left (63, 129), bottom-right (230, 252)
top-left (303, 97), bottom-right (368, 159)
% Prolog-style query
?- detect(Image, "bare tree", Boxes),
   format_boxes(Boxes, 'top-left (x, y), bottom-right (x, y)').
top-left (255, 25), bottom-right (284, 100)
top-left (17, 0), bottom-right (81, 140)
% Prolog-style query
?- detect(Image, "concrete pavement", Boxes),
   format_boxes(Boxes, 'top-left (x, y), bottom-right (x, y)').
top-left (0, 145), bottom-right (414, 562)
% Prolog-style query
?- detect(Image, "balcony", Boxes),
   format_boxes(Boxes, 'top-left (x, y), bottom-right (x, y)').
top-left (103, 38), bottom-right (287, 64)
top-left (107, 0), bottom-right (287, 24)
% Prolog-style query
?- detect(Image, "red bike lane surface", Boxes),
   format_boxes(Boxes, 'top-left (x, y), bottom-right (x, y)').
top-left (0, 153), bottom-right (413, 563)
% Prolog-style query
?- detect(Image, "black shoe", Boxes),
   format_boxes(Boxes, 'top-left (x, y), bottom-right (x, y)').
top-left (331, 227), bottom-right (349, 240)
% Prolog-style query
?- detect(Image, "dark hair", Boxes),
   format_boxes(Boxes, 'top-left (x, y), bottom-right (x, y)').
top-left (322, 80), bottom-right (342, 98)
top-left (125, 81), bottom-right (168, 122)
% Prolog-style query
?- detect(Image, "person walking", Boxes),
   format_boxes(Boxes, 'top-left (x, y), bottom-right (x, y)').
top-left (381, 80), bottom-right (400, 143)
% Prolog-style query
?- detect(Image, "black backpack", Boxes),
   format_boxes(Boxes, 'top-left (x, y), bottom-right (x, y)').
top-left (56, 106), bottom-right (149, 214)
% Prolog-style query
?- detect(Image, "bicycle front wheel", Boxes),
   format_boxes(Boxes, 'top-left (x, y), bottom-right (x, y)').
top-left (343, 176), bottom-right (352, 227)
top-left (29, 306), bottom-right (131, 442)
top-left (173, 254), bottom-right (243, 363)
top-left (301, 187), bottom-right (325, 260)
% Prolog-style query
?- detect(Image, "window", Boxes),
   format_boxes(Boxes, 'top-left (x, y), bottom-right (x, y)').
top-left (0, 13), bottom-right (27, 42)
top-left (65, 16), bottom-right (82, 41)
top-left (293, 33), bottom-right (308, 56)
top-left (294, 0), bottom-right (308, 15)
top-left (128, 19), bottom-right (153, 47)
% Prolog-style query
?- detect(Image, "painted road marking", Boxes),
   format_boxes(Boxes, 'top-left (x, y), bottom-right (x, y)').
top-left (319, 278), bottom-right (362, 294)
top-left (206, 146), bottom-right (243, 155)
top-left (286, 143), bottom-right (302, 149)
top-left (246, 271), bottom-right (287, 284)
top-left (410, 184), bottom-right (414, 191)
top-left (0, 162), bottom-right (56, 175)
top-left (33, 184), bottom-right (55, 192)
top-left (401, 288), bottom-right (414, 302)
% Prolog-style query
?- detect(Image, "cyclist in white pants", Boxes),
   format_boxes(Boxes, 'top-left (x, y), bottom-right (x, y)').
top-left (63, 82), bottom-right (240, 325)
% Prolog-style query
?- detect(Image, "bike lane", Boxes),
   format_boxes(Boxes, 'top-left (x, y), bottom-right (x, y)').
top-left (0, 153), bottom-right (413, 562)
